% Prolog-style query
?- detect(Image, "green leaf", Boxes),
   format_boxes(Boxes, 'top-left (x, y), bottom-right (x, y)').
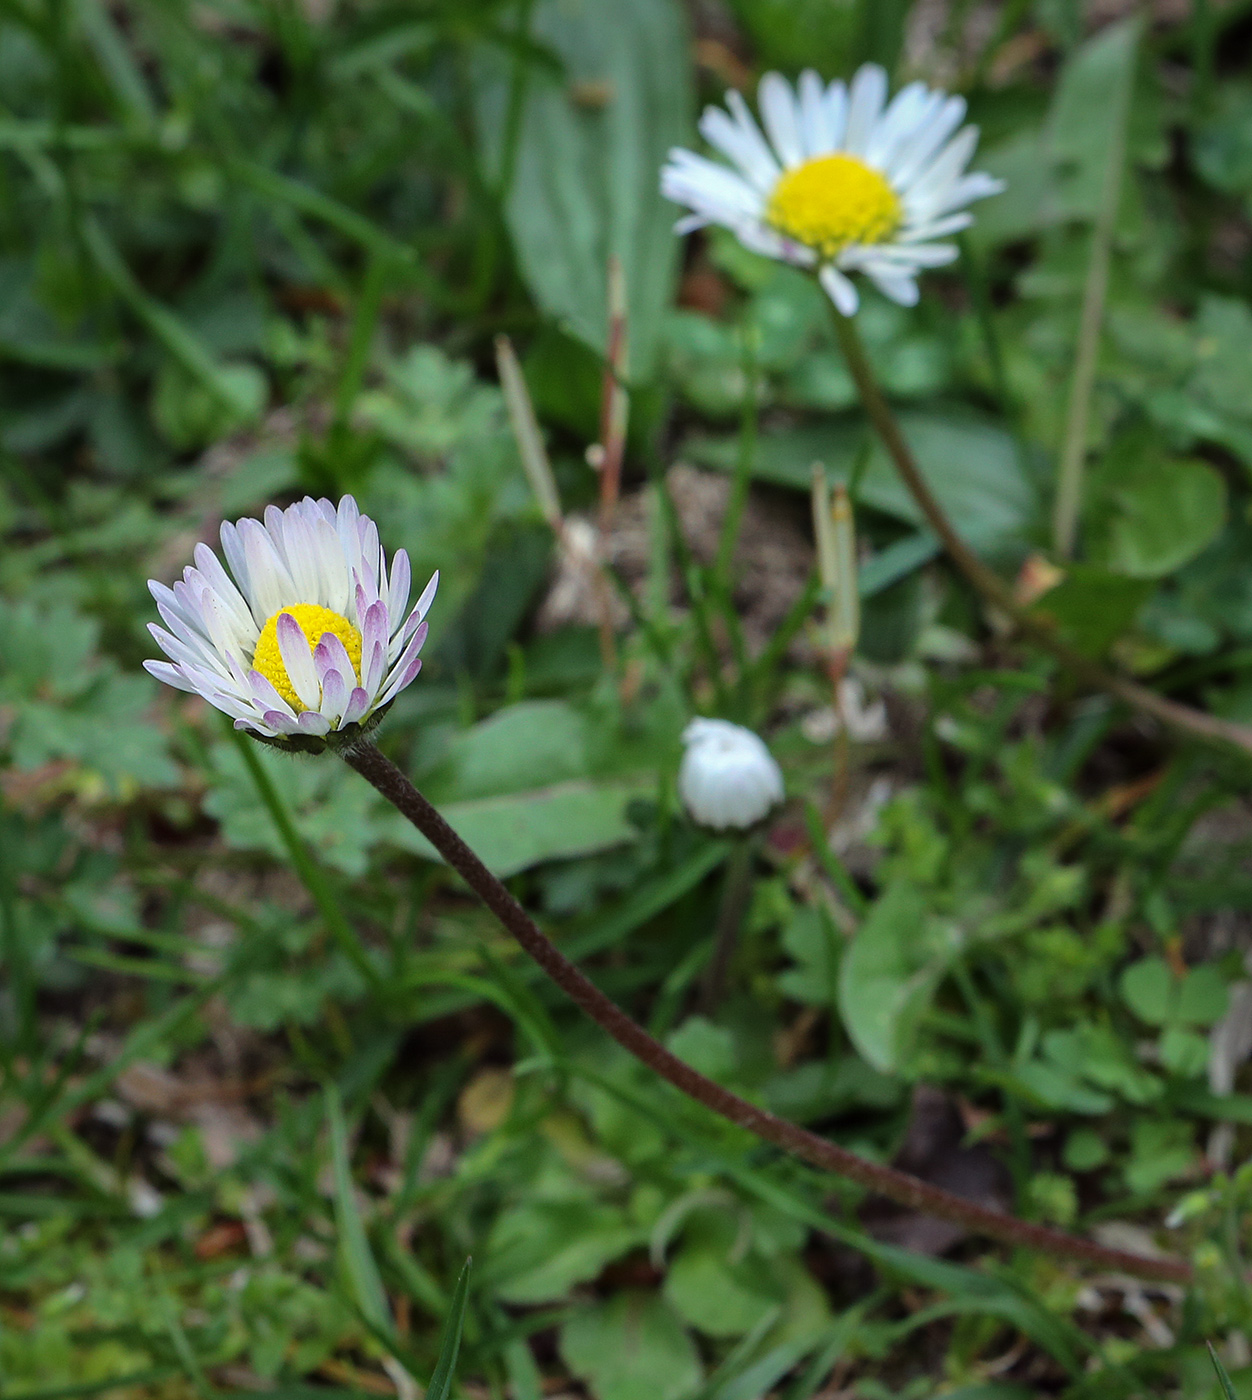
top-left (487, 1201), bottom-right (640, 1304)
top-left (1029, 564), bottom-right (1152, 657)
top-left (325, 1085), bottom-right (391, 1336)
top-left (427, 700), bottom-right (592, 800)
top-left (663, 1241), bottom-right (780, 1338)
top-left (1120, 956), bottom-right (1173, 1025)
top-left (1179, 965), bottom-right (1229, 1026)
top-left (560, 1292), bottom-right (702, 1400)
top-left (1099, 457), bottom-right (1226, 579)
top-left (1210, 1342), bottom-right (1241, 1400)
top-left (688, 408), bottom-right (1034, 558)
top-left (426, 1259), bottom-right (471, 1400)
top-left (389, 779), bottom-right (649, 877)
top-left (837, 882), bottom-right (954, 1073)
top-left (473, 0), bottom-right (692, 379)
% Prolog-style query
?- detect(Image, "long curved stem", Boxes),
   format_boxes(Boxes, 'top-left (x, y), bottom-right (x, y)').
top-left (831, 310), bottom-right (1252, 759)
top-left (344, 740), bottom-right (1191, 1286)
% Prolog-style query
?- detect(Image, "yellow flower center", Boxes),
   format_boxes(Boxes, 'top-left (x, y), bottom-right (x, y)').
top-left (766, 154), bottom-right (901, 258)
top-left (252, 604), bottom-right (362, 710)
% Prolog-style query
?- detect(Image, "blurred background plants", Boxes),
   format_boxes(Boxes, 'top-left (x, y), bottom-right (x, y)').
top-left (9, 0), bottom-right (1252, 1396)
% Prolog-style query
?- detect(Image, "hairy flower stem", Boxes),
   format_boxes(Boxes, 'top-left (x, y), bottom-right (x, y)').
top-left (831, 309), bottom-right (1252, 759)
top-left (344, 739), bottom-right (1192, 1285)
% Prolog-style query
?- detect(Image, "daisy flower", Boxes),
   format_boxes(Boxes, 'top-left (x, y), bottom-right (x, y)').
top-left (661, 64), bottom-right (1004, 315)
top-left (679, 719), bottom-right (784, 831)
top-left (144, 495), bottom-right (437, 749)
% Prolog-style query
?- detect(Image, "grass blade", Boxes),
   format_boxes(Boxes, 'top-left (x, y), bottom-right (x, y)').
top-left (1210, 1342), bottom-right (1240, 1400)
top-left (326, 1084), bottom-right (392, 1337)
top-left (426, 1257), bottom-right (472, 1400)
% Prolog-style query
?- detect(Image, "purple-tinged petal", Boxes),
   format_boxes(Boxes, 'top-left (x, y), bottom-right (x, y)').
top-left (262, 709), bottom-right (300, 735)
top-left (386, 549), bottom-right (411, 635)
top-left (378, 655), bottom-right (421, 706)
top-left (379, 624), bottom-right (426, 701)
top-left (235, 716), bottom-right (277, 737)
top-left (320, 666), bottom-right (348, 722)
top-left (248, 669), bottom-right (296, 719)
top-left (313, 631), bottom-right (354, 688)
top-left (342, 687), bottom-right (372, 725)
top-left (296, 710), bottom-right (331, 736)
top-left (276, 611), bottom-right (320, 710)
top-left (413, 570), bottom-right (439, 624)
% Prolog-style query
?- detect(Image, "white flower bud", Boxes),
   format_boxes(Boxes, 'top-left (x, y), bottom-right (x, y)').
top-left (679, 719), bottom-right (784, 831)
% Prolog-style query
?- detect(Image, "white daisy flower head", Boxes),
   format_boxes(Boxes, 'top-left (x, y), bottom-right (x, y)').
top-left (679, 718), bottom-right (784, 831)
top-left (144, 495), bottom-right (437, 753)
top-left (661, 64), bottom-right (1004, 315)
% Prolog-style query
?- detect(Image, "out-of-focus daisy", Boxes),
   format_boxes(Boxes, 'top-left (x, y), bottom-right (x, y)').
top-left (145, 496), bottom-right (436, 748)
top-left (661, 64), bottom-right (1003, 315)
top-left (679, 719), bottom-right (784, 831)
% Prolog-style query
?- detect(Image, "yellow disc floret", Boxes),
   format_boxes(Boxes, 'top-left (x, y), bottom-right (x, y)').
top-left (766, 154), bottom-right (901, 258)
top-left (252, 604), bottom-right (362, 710)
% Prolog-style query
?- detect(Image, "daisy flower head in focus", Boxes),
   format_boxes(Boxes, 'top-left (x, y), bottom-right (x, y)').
top-left (679, 719), bottom-right (784, 832)
top-left (661, 64), bottom-right (1004, 315)
top-left (144, 496), bottom-right (437, 752)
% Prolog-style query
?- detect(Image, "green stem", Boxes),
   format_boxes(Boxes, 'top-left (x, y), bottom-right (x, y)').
top-left (698, 836), bottom-right (756, 1014)
top-left (831, 305), bottom-right (1252, 759)
top-left (713, 325), bottom-right (758, 588)
top-left (1051, 21), bottom-right (1136, 558)
top-left (229, 725), bottom-right (382, 992)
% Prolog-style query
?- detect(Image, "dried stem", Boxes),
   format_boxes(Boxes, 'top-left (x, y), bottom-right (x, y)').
top-left (831, 309), bottom-right (1252, 759)
top-left (344, 739), bottom-right (1192, 1285)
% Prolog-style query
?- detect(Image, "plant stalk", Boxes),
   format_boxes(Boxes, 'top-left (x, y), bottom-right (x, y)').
top-left (1051, 20), bottom-right (1136, 558)
top-left (830, 309), bottom-right (1252, 759)
top-left (698, 835), bottom-right (756, 1014)
top-left (343, 739), bottom-right (1192, 1285)
top-left (230, 725), bottom-right (382, 991)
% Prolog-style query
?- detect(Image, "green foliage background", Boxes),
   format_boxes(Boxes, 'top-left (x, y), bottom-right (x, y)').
top-left (6, 0), bottom-right (1252, 1396)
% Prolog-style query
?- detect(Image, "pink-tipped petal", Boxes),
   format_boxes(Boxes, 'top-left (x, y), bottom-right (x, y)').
top-left (313, 631), bottom-right (354, 689)
top-left (320, 666), bottom-right (348, 722)
top-left (262, 709), bottom-right (300, 735)
top-left (387, 549), bottom-right (411, 634)
top-left (248, 669), bottom-right (296, 719)
top-left (296, 711), bottom-right (331, 736)
top-left (276, 611), bottom-right (321, 710)
top-left (342, 687), bottom-right (371, 725)
top-left (379, 655), bottom-right (421, 706)
top-left (378, 630), bottom-right (425, 705)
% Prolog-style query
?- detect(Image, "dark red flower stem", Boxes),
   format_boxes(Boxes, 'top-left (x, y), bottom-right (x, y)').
top-left (344, 740), bottom-right (1192, 1286)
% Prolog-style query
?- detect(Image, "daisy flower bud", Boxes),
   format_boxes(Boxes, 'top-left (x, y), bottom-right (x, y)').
top-left (661, 64), bottom-right (1003, 315)
top-left (679, 718), bottom-right (784, 831)
top-left (144, 495), bottom-right (437, 752)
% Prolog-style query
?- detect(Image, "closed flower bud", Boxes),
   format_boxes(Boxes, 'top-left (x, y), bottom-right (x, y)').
top-left (679, 719), bottom-right (784, 831)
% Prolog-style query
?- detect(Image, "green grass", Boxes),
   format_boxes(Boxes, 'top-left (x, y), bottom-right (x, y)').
top-left (5, 0), bottom-right (1252, 1396)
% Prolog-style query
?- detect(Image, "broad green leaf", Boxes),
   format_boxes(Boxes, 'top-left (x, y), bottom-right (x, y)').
top-left (560, 1292), bottom-right (702, 1400)
top-left (837, 882), bottom-right (954, 1073)
top-left (1120, 956), bottom-right (1173, 1025)
top-left (486, 1201), bottom-right (639, 1304)
top-left (663, 1242), bottom-right (780, 1338)
top-left (1179, 965), bottom-right (1229, 1026)
top-left (1029, 564), bottom-right (1152, 657)
top-left (1100, 457), bottom-right (1226, 579)
top-left (389, 778), bottom-right (649, 877)
top-left (688, 409), bottom-right (1034, 557)
top-left (426, 700), bottom-right (592, 800)
top-left (473, 0), bottom-right (691, 379)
